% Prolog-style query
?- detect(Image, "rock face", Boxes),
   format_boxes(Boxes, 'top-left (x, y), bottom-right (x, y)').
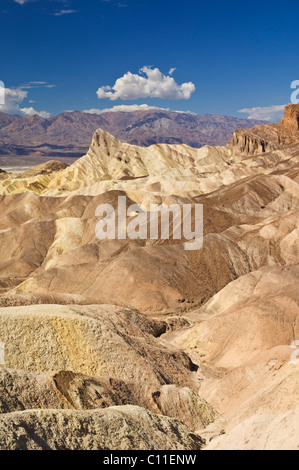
top-left (228, 127), bottom-right (279, 155)
top-left (280, 104), bottom-right (299, 131)
top-left (228, 104), bottom-right (299, 155)
top-left (0, 104), bottom-right (299, 450)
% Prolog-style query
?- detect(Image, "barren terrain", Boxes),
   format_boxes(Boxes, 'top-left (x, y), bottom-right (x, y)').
top-left (0, 104), bottom-right (298, 450)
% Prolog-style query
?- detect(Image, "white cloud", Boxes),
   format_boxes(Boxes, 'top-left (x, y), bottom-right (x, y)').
top-left (20, 81), bottom-right (56, 89)
top-left (28, 81), bottom-right (47, 85)
top-left (0, 88), bottom-right (27, 113)
top-left (14, 0), bottom-right (36, 4)
top-left (0, 87), bottom-right (50, 118)
top-left (96, 67), bottom-right (196, 101)
top-left (238, 105), bottom-right (286, 122)
top-left (83, 104), bottom-right (196, 114)
top-left (83, 104), bottom-right (169, 114)
top-left (21, 107), bottom-right (51, 118)
top-left (54, 10), bottom-right (78, 16)
top-left (14, 1), bottom-right (78, 16)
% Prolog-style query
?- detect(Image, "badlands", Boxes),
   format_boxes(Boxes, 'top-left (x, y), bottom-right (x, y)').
top-left (0, 104), bottom-right (298, 450)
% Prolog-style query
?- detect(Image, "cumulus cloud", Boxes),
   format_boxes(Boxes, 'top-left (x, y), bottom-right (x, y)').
top-left (0, 87), bottom-right (50, 118)
top-left (0, 88), bottom-right (27, 113)
top-left (238, 105), bottom-right (286, 122)
top-left (96, 67), bottom-right (196, 101)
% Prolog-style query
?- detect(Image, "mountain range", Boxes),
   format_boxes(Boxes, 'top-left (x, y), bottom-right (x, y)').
top-left (0, 109), bottom-right (267, 167)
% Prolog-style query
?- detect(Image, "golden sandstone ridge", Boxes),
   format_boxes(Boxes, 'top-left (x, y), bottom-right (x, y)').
top-left (0, 105), bottom-right (298, 450)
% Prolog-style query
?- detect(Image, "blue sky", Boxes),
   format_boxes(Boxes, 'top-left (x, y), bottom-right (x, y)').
top-left (0, 0), bottom-right (298, 120)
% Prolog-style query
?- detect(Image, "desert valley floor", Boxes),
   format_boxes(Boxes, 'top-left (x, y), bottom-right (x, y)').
top-left (0, 105), bottom-right (298, 450)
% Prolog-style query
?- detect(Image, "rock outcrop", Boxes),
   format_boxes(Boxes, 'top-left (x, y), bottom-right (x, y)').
top-left (227, 127), bottom-right (279, 155)
top-left (228, 104), bottom-right (299, 155)
top-left (280, 104), bottom-right (299, 132)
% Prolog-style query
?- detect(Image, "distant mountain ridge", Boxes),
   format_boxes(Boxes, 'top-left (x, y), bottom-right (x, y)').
top-left (0, 109), bottom-right (268, 164)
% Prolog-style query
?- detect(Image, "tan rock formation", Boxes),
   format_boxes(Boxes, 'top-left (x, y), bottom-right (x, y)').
top-left (0, 304), bottom-right (195, 386)
top-left (280, 104), bottom-right (299, 132)
top-left (0, 104), bottom-right (298, 450)
top-left (0, 406), bottom-right (204, 450)
top-left (20, 160), bottom-right (68, 178)
top-left (0, 368), bottom-right (218, 431)
top-left (228, 104), bottom-right (299, 155)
